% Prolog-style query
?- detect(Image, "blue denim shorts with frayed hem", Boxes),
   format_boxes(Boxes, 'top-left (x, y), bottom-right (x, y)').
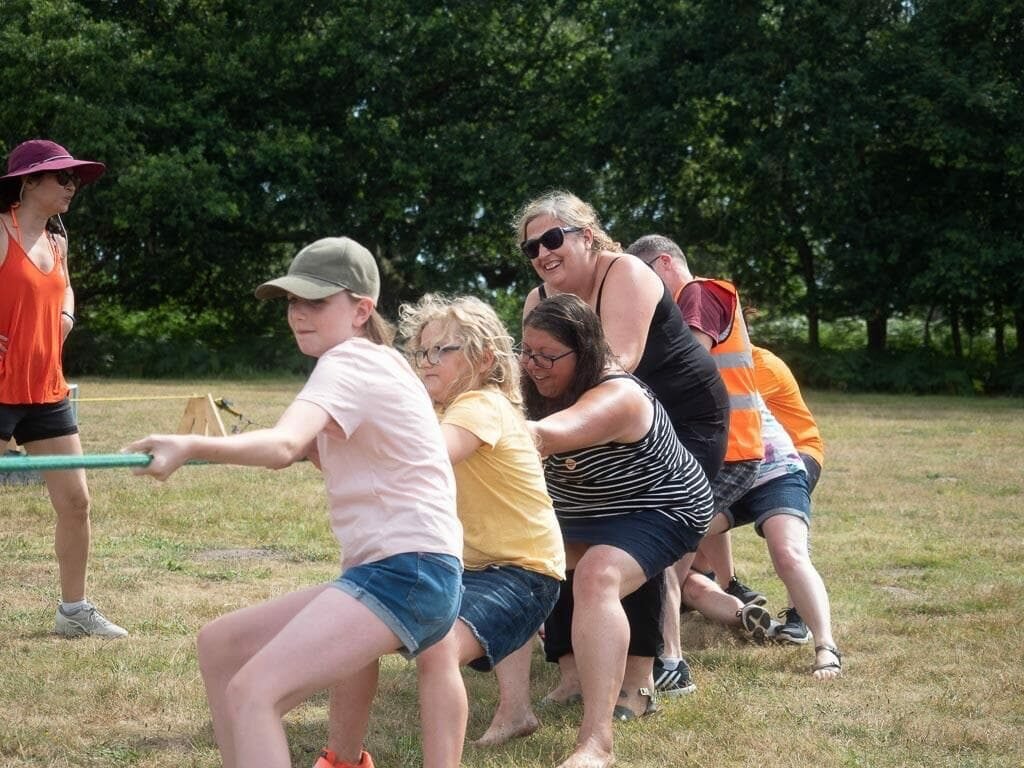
top-left (331, 552), bottom-right (462, 659)
top-left (724, 471), bottom-right (811, 537)
top-left (459, 565), bottom-right (561, 672)
top-left (0, 398), bottom-right (78, 444)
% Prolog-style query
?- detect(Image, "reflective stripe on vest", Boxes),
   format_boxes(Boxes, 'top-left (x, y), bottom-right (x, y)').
top-left (693, 278), bottom-right (763, 462)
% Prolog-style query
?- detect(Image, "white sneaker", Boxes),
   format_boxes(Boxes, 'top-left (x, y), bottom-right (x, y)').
top-left (55, 603), bottom-right (128, 639)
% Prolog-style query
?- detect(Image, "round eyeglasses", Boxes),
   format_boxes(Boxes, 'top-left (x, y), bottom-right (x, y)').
top-left (412, 344), bottom-right (463, 367)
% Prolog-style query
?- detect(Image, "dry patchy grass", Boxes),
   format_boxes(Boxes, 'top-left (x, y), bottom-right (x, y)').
top-left (1, 382), bottom-right (1022, 767)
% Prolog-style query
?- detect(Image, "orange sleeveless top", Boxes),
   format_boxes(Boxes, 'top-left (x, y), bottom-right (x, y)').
top-left (0, 222), bottom-right (70, 404)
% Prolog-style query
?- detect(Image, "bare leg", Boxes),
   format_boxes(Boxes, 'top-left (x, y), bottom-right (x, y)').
top-left (661, 566), bottom-right (683, 660)
top-left (761, 515), bottom-right (840, 680)
top-left (326, 662), bottom-right (380, 764)
top-left (473, 639), bottom-right (540, 746)
top-left (559, 546), bottom-right (648, 768)
top-left (544, 653), bottom-right (582, 703)
top-left (415, 630), bottom-right (467, 768)
top-left (680, 571), bottom-right (744, 626)
top-left (661, 548), bottom-right (702, 659)
top-left (695, 530), bottom-right (735, 591)
top-left (616, 655), bottom-right (655, 716)
top-left (29, 435), bottom-right (90, 602)
top-left (198, 585), bottom-right (399, 768)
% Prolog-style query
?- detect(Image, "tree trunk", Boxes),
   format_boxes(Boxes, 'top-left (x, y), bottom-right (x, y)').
top-left (992, 300), bottom-right (1005, 361)
top-left (1015, 308), bottom-right (1024, 359)
top-left (923, 304), bottom-right (935, 348)
top-left (866, 311), bottom-right (887, 352)
top-left (949, 306), bottom-right (963, 359)
top-left (782, 202), bottom-right (820, 349)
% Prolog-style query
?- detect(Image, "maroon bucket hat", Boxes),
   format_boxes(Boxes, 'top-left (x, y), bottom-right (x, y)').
top-left (1, 139), bottom-right (106, 186)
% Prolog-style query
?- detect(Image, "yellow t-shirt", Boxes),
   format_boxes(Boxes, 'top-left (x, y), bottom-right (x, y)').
top-left (442, 388), bottom-right (565, 580)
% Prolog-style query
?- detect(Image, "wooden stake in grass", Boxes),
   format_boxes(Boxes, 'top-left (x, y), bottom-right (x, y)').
top-left (176, 394), bottom-right (227, 437)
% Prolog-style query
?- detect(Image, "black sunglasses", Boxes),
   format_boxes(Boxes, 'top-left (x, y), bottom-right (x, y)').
top-left (520, 226), bottom-right (583, 260)
top-left (52, 170), bottom-right (82, 188)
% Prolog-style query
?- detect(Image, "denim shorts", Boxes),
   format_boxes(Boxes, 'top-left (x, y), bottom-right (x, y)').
top-left (331, 552), bottom-right (462, 659)
top-left (800, 454), bottom-right (822, 495)
top-left (459, 566), bottom-right (561, 672)
top-left (0, 399), bottom-right (78, 444)
top-left (724, 471), bottom-right (811, 537)
top-left (559, 509), bottom-right (705, 580)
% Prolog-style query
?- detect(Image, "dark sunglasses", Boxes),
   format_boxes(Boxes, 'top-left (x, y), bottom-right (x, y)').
top-left (52, 170), bottom-right (82, 188)
top-left (520, 226), bottom-right (582, 260)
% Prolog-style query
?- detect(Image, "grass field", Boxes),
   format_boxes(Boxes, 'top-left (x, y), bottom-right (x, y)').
top-left (1, 380), bottom-right (1022, 768)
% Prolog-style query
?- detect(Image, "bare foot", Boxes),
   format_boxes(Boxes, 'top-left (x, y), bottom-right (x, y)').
top-left (555, 743), bottom-right (615, 768)
top-left (471, 714), bottom-right (540, 747)
top-left (811, 645), bottom-right (843, 681)
top-left (542, 685), bottom-right (583, 705)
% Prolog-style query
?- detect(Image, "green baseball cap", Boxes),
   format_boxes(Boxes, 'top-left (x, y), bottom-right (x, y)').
top-left (255, 237), bottom-right (380, 303)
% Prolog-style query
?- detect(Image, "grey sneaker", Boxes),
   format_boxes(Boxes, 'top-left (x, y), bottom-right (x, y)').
top-left (55, 603), bottom-right (128, 639)
top-left (772, 607), bottom-right (810, 645)
top-left (738, 603), bottom-right (777, 644)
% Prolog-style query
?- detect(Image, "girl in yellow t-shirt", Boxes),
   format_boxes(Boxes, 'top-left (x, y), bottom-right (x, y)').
top-left (393, 294), bottom-right (565, 747)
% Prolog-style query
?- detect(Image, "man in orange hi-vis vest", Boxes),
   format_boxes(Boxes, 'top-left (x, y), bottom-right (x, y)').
top-left (627, 234), bottom-right (771, 695)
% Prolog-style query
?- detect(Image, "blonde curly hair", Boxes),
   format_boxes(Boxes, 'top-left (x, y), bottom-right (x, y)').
top-left (398, 294), bottom-right (521, 407)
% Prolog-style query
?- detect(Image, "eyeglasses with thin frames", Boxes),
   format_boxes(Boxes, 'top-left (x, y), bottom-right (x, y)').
top-left (412, 344), bottom-right (463, 367)
top-left (520, 226), bottom-right (583, 260)
top-left (517, 346), bottom-right (575, 370)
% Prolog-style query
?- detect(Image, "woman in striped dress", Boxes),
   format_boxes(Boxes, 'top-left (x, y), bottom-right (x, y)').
top-left (522, 294), bottom-right (714, 768)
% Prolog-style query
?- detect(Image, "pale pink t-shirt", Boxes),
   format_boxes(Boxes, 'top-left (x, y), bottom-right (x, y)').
top-left (296, 337), bottom-right (462, 570)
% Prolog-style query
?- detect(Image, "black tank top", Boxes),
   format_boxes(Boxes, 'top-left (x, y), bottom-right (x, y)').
top-left (536, 261), bottom-right (729, 480)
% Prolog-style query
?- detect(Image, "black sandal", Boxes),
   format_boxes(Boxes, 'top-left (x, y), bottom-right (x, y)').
top-left (812, 645), bottom-right (843, 676)
top-left (612, 687), bottom-right (660, 721)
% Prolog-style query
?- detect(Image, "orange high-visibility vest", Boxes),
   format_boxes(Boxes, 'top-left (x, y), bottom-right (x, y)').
top-left (692, 278), bottom-right (763, 462)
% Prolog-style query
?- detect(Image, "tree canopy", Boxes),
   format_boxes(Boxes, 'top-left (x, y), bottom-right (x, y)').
top-left (2, 0), bottom-right (1021, 376)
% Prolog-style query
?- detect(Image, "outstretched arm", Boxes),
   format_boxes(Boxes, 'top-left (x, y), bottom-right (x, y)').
top-left (527, 378), bottom-right (652, 456)
top-left (126, 398), bottom-right (329, 481)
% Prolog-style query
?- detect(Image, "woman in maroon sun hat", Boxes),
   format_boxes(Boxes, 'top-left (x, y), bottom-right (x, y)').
top-left (0, 138), bottom-right (127, 639)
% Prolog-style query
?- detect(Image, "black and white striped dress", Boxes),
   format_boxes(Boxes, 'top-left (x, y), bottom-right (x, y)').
top-left (543, 376), bottom-right (715, 577)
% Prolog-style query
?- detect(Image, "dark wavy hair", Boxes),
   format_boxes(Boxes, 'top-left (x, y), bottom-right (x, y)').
top-left (522, 294), bottom-right (616, 420)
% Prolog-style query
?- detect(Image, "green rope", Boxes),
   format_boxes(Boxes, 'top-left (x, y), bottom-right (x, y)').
top-left (0, 454), bottom-right (208, 472)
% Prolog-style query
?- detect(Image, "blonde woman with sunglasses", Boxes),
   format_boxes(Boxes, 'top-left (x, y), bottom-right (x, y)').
top-left (514, 191), bottom-right (729, 717)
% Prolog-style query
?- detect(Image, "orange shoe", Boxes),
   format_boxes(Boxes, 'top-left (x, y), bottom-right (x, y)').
top-left (313, 749), bottom-right (375, 768)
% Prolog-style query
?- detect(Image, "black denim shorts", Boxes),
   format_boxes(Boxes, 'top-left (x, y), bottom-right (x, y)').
top-left (0, 398), bottom-right (78, 445)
